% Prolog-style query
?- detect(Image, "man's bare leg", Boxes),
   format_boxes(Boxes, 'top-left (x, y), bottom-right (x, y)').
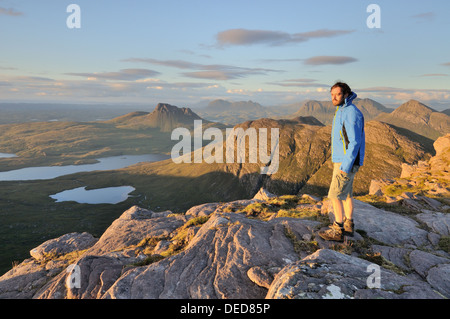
top-left (331, 198), bottom-right (344, 224)
top-left (343, 196), bottom-right (354, 221)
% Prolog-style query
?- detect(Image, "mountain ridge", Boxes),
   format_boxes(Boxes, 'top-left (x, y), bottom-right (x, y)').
top-left (0, 99), bottom-right (445, 281)
top-left (289, 97), bottom-right (392, 125)
top-left (375, 99), bottom-right (450, 139)
top-left (1, 134), bottom-right (448, 299)
top-left (109, 115), bottom-right (434, 209)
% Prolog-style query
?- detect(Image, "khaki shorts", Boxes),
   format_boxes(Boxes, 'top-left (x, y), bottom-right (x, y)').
top-left (328, 163), bottom-right (359, 200)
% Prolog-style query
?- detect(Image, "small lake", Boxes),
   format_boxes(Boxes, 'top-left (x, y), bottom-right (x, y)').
top-left (0, 154), bottom-right (169, 181)
top-left (50, 186), bottom-right (136, 204)
top-left (0, 153), bottom-right (17, 158)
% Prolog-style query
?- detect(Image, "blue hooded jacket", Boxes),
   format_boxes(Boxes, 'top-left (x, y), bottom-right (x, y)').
top-left (331, 92), bottom-right (365, 173)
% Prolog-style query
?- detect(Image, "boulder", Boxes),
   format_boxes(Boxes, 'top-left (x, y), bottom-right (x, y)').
top-left (86, 206), bottom-right (187, 256)
top-left (416, 211), bottom-right (450, 237)
top-left (247, 266), bottom-right (274, 289)
top-left (102, 213), bottom-right (319, 299)
top-left (400, 163), bottom-right (416, 179)
top-left (433, 133), bottom-right (450, 157)
top-left (34, 254), bottom-right (135, 299)
top-left (253, 188), bottom-right (277, 201)
top-left (0, 259), bottom-right (48, 299)
top-left (30, 232), bottom-right (97, 262)
top-left (331, 200), bottom-right (430, 247)
top-left (2, 192), bottom-right (450, 300)
top-left (267, 249), bottom-right (443, 299)
top-left (369, 179), bottom-right (394, 196)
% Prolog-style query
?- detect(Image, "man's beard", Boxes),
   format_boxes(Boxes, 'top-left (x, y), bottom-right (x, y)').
top-left (332, 97), bottom-right (345, 106)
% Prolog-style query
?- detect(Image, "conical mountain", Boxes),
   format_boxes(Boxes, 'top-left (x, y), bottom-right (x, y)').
top-left (108, 103), bottom-right (206, 132)
top-left (146, 103), bottom-right (203, 132)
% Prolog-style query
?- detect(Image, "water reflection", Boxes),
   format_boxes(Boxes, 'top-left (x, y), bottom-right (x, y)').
top-left (50, 186), bottom-right (136, 204)
top-left (0, 154), bottom-right (169, 181)
top-left (0, 153), bottom-right (17, 158)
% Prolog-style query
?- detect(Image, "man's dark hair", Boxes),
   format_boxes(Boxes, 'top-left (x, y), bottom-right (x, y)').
top-left (331, 82), bottom-right (352, 96)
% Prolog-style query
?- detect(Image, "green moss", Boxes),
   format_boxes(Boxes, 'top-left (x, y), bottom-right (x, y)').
top-left (267, 195), bottom-right (300, 209)
top-left (184, 216), bottom-right (210, 228)
top-left (242, 202), bottom-right (273, 219)
top-left (133, 254), bottom-right (165, 267)
top-left (277, 208), bottom-right (320, 221)
top-left (384, 184), bottom-right (408, 197)
top-left (284, 226), bottom-right (319, 256)
top-left (438, 236), bottom-right (450, 253)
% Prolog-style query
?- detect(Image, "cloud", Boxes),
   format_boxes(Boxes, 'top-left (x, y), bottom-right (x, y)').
top-left (124, 57), bottom-right (281, 81)
top-left (259, 58), bottom-right (303, 63)
top-left (0, 66), bottom-right (18, 70)
top-left (420, 74), bottom-right (448, 77)
top-left (10, 75), bottom-right (54, 82)
top-left (411, 12), bottom-right (435, 22)
top-left (122, 58), bottom-right (201, 69)
top-left (0, 81), bottom-right (11, 86)
top-left (66, 69), bottom-right (160, 81)
top-left (303, 56), bottom-right (358, 66)
top-left (297, 29), bottom-right (355, 39)
top-left (215, 28), bottom-right (354, 47)
top-left (442, 62), bottom-right (450, 67)
top-left (185, 64), bottom-right (280, 80)
top-left (0, 7), bottom-right (23, 16)
top-left (216, 29), bottom-right (299, 46)
top-left (358, 86), bottom-right (450, 104)
top-left (268, 78), bottom-right (329, 88)
top-left (183, 71), bottom-right (236, 81)
top-left (0, 71), bottom-right (227, 103)
top-left (182, 68), bottom-right (271, 81)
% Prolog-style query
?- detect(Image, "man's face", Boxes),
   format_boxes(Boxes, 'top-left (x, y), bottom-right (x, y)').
top-left (331, 87), bottom-right (348, 106)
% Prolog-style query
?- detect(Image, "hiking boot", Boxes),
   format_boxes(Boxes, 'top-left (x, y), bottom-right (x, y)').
top-left (318, 222), bottom-right (344, 242)
top-left (343, 218), bottom-right (354, 237)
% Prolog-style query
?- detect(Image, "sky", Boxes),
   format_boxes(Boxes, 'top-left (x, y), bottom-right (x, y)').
top-left (0, 0), bottom-right (450, 110)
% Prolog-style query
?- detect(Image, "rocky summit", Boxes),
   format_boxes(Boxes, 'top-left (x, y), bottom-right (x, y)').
top-left (1, 136), bottom-right (449, 300)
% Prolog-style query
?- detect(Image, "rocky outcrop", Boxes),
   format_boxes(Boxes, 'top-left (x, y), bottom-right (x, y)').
top-left (1, 184), bottom-right (449, 299)
top-left (368, 134), bottom-right (450, 210)
top-left (1, 135), bottom-right (447, 299)
top-left (267, 249), bottom-right (442, 299)
top-left (1, 136), bottom-right (448, 299)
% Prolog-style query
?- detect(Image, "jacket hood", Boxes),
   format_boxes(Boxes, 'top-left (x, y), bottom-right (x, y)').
top-left (343, 91), bottom-right (357, 107)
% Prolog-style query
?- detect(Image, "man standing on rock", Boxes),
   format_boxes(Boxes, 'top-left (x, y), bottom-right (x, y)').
top-left (319, 82), bottom-right (365, 242)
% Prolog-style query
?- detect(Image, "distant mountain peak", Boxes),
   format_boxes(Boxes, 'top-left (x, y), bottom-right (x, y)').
top-left (155, 103), bottom-right (177, 112)
top-left (153, 103), bottom-right (199, 117)
top-left (395, 100), bottom-right (437, 114)
top-left (207, 99), bottom-right (263, 110)
top-left (110, 103), bottom-right (204, 132)
top-left (375, 100), bottom-right (449, 139)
